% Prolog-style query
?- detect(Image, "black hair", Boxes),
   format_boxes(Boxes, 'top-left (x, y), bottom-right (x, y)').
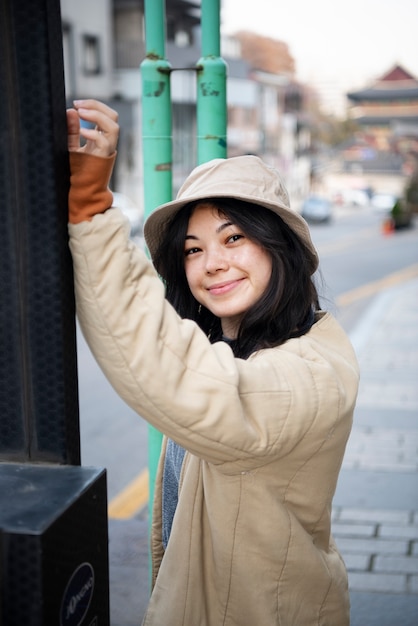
top-left (153, 198), bottom-right (320, 359)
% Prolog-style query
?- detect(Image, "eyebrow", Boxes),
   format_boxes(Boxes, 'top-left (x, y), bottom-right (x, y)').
top-left (185, 220), bottom-right (233, 241)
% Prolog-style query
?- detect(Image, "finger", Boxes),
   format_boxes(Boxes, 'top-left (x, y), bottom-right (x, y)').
top-left (73, 99), bottom-right (118, 122)
top-left (76, 107), bottom-right (119, 135)
top-left (81, 119), bottom-right (118, 154)
top-left (79, 126), bottom-right (118, 158)
top-left (67, 108), bottom-right (81, 152)
top-left (74, 104), bottom-right (118, 151)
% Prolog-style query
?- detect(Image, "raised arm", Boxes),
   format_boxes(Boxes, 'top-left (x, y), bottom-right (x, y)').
top-left (66, 99), bottom-right (119, 224)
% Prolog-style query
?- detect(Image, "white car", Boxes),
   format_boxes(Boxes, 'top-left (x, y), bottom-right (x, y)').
top-left (341, 189), bottom-right (370, 207)
top-left (370, 193), bottom-right (397, 214)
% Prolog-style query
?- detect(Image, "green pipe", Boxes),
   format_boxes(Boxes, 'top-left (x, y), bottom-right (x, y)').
top-left (196, 0), bottom-right (227, 164)
top-left (140, 0), bottom-right (227, 586)
top-left (140, 0), bottom-right (171, 548)
top-left (142, 0), bottom-right (165, 57)
top-left (141, 56), bottom-right (172, 219)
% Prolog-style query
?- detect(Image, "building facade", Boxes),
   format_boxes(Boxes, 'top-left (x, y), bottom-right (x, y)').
top-left (60, 0), bottom-right (310, 217)
top-left (346, 65), bottom-right (418, 176)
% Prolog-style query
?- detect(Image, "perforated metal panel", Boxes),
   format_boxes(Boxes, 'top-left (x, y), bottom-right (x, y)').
top-left (0, 0), bottom-right (80, 463)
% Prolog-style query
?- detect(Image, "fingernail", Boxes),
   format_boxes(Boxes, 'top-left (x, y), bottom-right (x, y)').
top-left (73, 100), bottom-right (84, 107)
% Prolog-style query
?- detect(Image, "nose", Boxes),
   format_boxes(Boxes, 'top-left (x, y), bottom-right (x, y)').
top-left (204, 245), bottom-right (229, 274)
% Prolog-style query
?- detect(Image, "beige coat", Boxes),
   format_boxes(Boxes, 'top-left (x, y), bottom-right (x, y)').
top-left (69, 209), bottom-right (359, 626)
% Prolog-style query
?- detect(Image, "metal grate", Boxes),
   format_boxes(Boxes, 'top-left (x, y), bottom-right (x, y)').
top-left (0, 0), bottom-right (80, 463)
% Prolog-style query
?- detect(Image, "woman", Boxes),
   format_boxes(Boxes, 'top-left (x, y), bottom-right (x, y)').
top-left (67, 100), bottom-right (359, 626)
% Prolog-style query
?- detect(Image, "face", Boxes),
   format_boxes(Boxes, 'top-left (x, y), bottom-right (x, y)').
top-left (184, 202), bottom-right (272, 338)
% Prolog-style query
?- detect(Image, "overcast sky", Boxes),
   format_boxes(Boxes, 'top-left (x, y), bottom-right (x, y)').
top-left (221, 0), bottom-right (418, 96)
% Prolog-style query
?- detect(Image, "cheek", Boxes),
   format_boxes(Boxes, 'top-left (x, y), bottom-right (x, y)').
top-left (253, 252), bottom-right (273, 289)
top-left (184, 263), bottom-right (199, 293)
top-left (244, 247), bottom-right (272, 275)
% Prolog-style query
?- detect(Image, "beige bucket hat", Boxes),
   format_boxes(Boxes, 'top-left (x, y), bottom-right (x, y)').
top-left (143, 155), bottom-right (319, 272)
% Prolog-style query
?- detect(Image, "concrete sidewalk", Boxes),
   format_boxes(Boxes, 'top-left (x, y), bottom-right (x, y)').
top-left (108, 278), bottom-right (418, 626)
top-left (333, 277), bottom-right (418, 625)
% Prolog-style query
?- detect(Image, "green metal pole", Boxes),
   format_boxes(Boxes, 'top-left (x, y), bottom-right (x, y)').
top-left (140, 0), bottom-right (171, 542)
top-left (197, 0), bottom-right (227, 163)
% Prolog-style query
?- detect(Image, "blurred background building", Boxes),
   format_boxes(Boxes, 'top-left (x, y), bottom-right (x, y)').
top-left (345, 65), bottom-right (418, 176)
top-left (60, 0), bottom-right (418, 222)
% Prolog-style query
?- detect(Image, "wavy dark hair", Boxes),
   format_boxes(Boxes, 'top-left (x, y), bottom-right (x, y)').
top-left (153, 198), bottom-right (320, 359)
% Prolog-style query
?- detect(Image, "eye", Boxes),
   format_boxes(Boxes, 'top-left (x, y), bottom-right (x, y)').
top-left (184, 246), bottom-right (201, 256)
top-left (227, 233), bottom-right (244, 244)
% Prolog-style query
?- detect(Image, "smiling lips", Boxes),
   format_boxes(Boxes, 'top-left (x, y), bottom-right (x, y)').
top-left (207, 278), bottom-right (244, 296)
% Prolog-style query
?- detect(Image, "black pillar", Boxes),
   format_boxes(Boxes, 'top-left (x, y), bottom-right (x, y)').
top-left (0, 1), bottom-right (110, 623)
top-left (0, 0), bottom-right (79, 463)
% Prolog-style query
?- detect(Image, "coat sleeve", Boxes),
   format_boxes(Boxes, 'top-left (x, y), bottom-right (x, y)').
top-left (69, 209), bottom-right (358, 468)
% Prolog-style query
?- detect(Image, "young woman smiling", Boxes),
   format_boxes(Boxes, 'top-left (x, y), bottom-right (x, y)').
top-left (67, 99), bottom-right (359, 626)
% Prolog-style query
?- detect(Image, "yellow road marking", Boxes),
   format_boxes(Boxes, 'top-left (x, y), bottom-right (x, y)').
top-left (108, 262), bottom-right (418, 520)
top-left (108, 468), bottom-right (149, 519)
top-left (336, 263), bottom-right (418, 307)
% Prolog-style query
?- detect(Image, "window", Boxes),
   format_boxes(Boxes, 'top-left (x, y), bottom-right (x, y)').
top-left (82, 34), bottom-right (101, 75)
top-left (62, 23), bottom-right (76, 97)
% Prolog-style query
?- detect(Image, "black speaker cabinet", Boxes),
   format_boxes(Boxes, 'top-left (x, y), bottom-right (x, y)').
top-left (0, 463), bottom-right (109, 626)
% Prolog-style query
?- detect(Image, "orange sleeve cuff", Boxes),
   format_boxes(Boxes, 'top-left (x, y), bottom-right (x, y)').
top-left (69, 151), bottom-right (116, 224)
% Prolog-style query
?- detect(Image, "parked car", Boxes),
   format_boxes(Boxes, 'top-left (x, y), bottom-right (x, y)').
top-left (300, 195), bottom-right (332, 223)
top-left (370, 192), bottom-right (397, 214)
top-left (340, 188), bottom-right (370, 207)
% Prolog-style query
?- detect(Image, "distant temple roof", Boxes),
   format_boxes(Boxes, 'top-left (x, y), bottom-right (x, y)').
top-left (347, 64), bottom-right (418, 102)
top-left (380, 65), bottom-right (415, 81)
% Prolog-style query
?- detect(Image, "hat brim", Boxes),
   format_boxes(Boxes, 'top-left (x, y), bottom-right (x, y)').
top-left (143, 192), bottom-right (319, 272)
